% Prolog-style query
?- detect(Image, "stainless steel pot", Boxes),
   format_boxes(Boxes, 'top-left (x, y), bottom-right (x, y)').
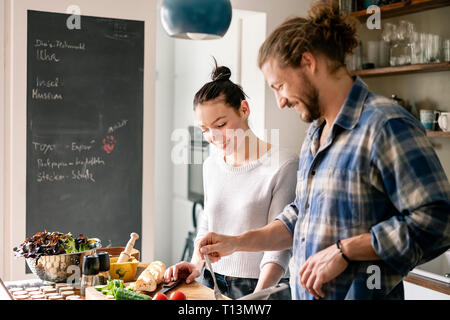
top-left (26, 244), bottom-right (101, 283)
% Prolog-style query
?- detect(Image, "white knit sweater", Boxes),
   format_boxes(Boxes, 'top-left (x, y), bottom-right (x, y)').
top-left (195, 146), bottom-right (299, 279)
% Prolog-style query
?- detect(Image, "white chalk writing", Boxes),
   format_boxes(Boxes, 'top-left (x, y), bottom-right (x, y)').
top-left (34, 39), bottom-right (86, 51)
top-left (36, 49), bottom-right (60, 62)
top-left (32, 142), bottom-right (55, 155)
top-left (32, 88), bottom-right (63, 100)
top-left (107, 119), bottom-right (128, 134)
top-left (36, 76), bottom-right (61, 88)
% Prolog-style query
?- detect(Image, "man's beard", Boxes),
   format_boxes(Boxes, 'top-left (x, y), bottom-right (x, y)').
top-left (298, 71), bottom-right (321, 123)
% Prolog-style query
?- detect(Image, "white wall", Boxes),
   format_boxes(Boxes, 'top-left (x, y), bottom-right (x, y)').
top-left (239, 10), bottom-right (267, 139)
top-left (0, 0), bottom-right (6, 279)
top-left (170, 9), bottom-right (252, 264)
top-left (232, 0), bottom-right (314, 154)
top-left (2, 0), bottom-right (156, 281)
top-left (154, 0), bottom-right (175, 264)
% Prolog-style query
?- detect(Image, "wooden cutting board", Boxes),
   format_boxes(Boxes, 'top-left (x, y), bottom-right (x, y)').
top-left (85, 263), bottom-right (222, 300)
top-left (85, 280), bottom-right (218, 300)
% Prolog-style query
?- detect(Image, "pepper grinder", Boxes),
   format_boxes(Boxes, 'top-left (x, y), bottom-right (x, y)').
top-left (80, 254), bottom-right (100, 297)
top-left (97, 252), bottom-right (111, 285)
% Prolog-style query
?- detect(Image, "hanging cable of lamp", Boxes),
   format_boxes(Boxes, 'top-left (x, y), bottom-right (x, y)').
top-left (160, 0), bottom-right (232, 40)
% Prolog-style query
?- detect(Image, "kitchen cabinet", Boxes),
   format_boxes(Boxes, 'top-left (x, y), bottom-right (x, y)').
top-left (348, 0), bottom-right (450, 139)
top-left (404, 280), bottom-right (449, 300)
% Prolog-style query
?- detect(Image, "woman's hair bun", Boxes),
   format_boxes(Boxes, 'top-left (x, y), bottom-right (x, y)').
top-left (212, 65), bottom-right (232, 82)
top-left (194, 57), bottom-right (247, 111)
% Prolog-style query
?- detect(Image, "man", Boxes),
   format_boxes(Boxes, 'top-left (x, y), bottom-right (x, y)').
top-left (198, 0), bottom-right (450, 300)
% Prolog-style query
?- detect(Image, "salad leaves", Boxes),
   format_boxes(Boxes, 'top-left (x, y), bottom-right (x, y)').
top-left (13, 230), bottom-right (100, 259)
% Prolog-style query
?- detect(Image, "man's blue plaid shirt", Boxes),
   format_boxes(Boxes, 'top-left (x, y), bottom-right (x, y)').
top-left (276, 76), bottom-right (450, 300)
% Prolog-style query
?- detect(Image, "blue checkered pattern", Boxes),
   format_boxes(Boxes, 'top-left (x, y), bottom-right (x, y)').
top-left (276, 76), bottom-right (450, 300)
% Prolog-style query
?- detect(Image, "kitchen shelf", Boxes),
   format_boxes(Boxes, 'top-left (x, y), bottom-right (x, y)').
top-left (349, 0), bottom-right (450, 20)
top-left (427, 130), bottom-right (450, 138)
top-left (350, 62), bottom-right (450, 77)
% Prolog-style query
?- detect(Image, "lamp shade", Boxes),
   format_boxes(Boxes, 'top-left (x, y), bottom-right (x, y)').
top-left (160, 0), bottom-right (232, 40)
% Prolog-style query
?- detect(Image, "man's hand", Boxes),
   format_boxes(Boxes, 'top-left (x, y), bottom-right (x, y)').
top-left (199, 232), bottom-right (239, 262)
top-left (199, 221), bottom-right (293, 262)
top-left (299, 243), bottom-right (349, 299)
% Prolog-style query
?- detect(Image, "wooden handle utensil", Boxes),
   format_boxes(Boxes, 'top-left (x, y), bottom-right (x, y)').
top-left (117, 232), bottom-right (139, 263)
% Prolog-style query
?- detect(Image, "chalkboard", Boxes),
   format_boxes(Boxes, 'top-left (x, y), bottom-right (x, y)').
top-left (26, 10), bottom-right (144, 257)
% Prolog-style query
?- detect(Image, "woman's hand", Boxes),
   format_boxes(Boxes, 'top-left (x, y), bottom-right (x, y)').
top-left (164, 261), bottom-right (202, 284)
top-left (254, 262), bottom-right (285, 293)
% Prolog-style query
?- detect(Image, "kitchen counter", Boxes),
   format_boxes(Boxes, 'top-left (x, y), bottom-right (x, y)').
top-left (8, 263), bottom-right (447, 299)
top-left (3, 263), bottom-right (219, 300)
top-left (404, 251), bottom-right (450, 297)
top-left (85, 278), bottom-right (216, 300)
top-left (404, 273), bottom-right (450, 296)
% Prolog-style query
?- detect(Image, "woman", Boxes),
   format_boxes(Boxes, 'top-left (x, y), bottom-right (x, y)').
top-left (164, 61), bottom-right (298, 299)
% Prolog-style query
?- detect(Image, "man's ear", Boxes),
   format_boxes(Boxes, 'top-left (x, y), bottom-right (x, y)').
top-left (301, 52), bottom-right (318, 75)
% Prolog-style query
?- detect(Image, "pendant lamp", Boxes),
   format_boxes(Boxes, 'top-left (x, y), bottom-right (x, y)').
top-left (160, 0), bottom-right (232, 40)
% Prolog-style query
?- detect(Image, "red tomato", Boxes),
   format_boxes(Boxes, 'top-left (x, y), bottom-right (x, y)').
top-left (169, 291), bottom-right (187, 300)
top-left (152, 293), bottom-right (168, 300)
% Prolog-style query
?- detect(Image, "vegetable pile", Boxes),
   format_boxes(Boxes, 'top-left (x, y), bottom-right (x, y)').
top-left (96, 279), bottom-right (126, 296)
top-left (13, 230), bottom-right (99, 260)
top-left (96, 279), bottom-right (187, 300)
top-left (96, 279), bottom-right (151, 300)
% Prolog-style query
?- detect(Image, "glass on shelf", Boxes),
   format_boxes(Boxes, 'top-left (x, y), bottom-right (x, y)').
top-left (381, 22), bottom-right (396, 43)
top-left (389, 20), bottom-right (415, 66)
top-left (424, 34), bottom-right (442, 63)
top-left (431, 34), bottom-right (441, 62)
top-left (411, 32), bottom-right (424, 64)
top-left (365, 0), bottom-right (378, 9)
top-left (444, 39), bottom-right (450, 62)
top-left (346, 41), bottom-right (362, 71)
top-left (381, 22), bottom-right (396, 67)
top-left (340, 0), bottom-right (363, 13)
top-left (374, 0), bottom-right (403, 8)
